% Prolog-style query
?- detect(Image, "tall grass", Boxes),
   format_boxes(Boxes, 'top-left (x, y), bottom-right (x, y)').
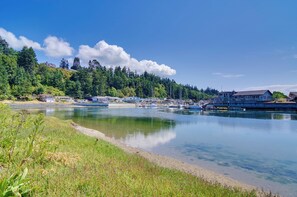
top-left (0, 104), bottom-right (49, 196)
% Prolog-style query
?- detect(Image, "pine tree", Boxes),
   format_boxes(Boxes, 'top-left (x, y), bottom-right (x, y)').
top-left (17, 47), bottom-right (37, 74)
top-left (59, 58), bottom-right (69, 69)
top-left (71, 57), bottom-right (81, 70)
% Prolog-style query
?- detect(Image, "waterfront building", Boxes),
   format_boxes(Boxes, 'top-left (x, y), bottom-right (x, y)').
top-left (38, 94), bottom-right (55, 103)
top-left (55, 96), bottom-right (74, 103)
top-left (233, 90), bottom-right (273, 103)
top-left (289, 92), bottom-right (297, 102)
top-left (213, 90), bottom-right (273, 104)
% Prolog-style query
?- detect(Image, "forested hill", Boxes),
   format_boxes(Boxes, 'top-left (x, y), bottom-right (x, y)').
top-left (0, 36), bottom-right (218, 101)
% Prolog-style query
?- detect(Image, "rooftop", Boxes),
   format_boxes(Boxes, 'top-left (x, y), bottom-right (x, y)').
top-left (233, 90), bottom-right (271, 96)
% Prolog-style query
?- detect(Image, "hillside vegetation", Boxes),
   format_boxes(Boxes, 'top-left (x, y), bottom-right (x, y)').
top-left (0, 36), bottom-right (218, 101)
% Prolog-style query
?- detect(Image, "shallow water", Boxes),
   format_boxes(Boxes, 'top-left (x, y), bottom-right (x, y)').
top-left (25, 107), bottom-right (297, 196)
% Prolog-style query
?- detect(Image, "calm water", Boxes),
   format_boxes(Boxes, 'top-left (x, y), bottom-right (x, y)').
top-left (26, 107), bottom-right (297, 197)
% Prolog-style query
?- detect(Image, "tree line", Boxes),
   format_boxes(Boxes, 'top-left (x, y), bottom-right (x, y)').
top-left (0, 36), bottom-right (218, 101)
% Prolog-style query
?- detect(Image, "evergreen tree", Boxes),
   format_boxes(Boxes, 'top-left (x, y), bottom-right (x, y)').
top-left (0, 36), bottom-right (10, 55)
top-left (59, 58), bottom-right (69, 69)
top-left (71, 57), bottom-right (81, 70)
top-left (17, 46), bottom-right (37, 74)
top-left (0, 64), bottom-right (10, 99)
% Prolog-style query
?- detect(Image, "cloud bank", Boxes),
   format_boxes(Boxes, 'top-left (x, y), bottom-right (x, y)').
top-left (78, 41), bottom-right (176, 76)
top-left (43, 36), bottom-right (74, 57)
top-left (0, 27), bottom-right (175, 76)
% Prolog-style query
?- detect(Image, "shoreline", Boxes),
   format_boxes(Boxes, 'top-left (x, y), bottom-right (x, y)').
top-left (72, 123), bottom-right (264, 195)
top-left (3, 101), bottom-right (137, 109)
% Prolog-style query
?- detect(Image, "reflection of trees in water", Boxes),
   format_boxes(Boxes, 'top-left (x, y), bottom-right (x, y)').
top-left (72, 116), bottom-right (176, 139)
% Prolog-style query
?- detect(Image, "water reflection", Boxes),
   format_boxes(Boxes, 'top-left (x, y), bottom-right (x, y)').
top-left (73, 116), bottom-right (176, 139)
top-left (121, 131), bottom-right (176, 149)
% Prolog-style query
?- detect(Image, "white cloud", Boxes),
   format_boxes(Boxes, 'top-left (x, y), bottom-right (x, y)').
top-left (43, 36), bottom-right (74, 57)
top-left (78, 40), bottom-right (176, 76)
top-left (0, 28), bottom-right (175, 76)
top-left (244, 84), bottom-right (297, 95)
top-left (213, 72), bottom-right (244, 78)
top-left (0, 28), bottom-right (42, 50)
top-left (0, 28), bottom-right (73, 58)
top-left (122, 131), bottom-right (176, 149)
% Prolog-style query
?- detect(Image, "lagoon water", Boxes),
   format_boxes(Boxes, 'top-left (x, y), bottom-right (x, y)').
top-left (29, 107), bottom-right (297, 196)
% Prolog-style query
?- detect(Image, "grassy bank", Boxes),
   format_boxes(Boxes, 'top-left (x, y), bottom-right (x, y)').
top-left (0, 104), bottom-right (257, 196)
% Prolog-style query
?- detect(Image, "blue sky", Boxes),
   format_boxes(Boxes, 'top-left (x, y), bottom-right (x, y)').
top-left (1, 0), bottom-right (297, 93)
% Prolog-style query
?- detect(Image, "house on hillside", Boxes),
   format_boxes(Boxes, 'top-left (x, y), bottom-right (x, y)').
top-left (91, 96), bottom-right (109, 103)
top-left (55, 96), bottom-right (74, 103)
top-left (122, 97), bottom-right (141, 103)
top-left (289, 92), bottom-right (297, 102)
top-left (233, 90), bottom-right (273, 103)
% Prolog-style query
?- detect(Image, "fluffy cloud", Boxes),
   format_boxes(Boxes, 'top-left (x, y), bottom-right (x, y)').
top-left (213, 72), bottom-right (244, 78)
top-left (0, 28), bottom-right (42, 50)
top-left (0, 28), bottom-right (73, 57)
top-left (0, 28), bottom-right (175, 76)
top-left (78, 40), bottom-right (176, 76)
top-left (43, 36), bottom-right (74, 57)
top-left (244, 84), bottom-right (297, 94)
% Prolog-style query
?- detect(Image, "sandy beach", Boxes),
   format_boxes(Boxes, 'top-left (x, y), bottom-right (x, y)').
top-left (72, 123), bottom-right (267, 195)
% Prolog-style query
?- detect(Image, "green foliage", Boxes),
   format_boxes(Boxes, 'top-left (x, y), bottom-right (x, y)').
top-left (43, 86), bottom-right (65, 96)
top-left (0, 36), bottom-right (10, 55)
top-left (0, 104), bottom-right (50, 196)
top-left (17, 46), bottom-right (37, 74)
top-left (0, 168), bottom-right (31, 197)
top-left (154, 84), bottom-right (167, 98)
top-left (0, 63), bottom-right (11, 99)
top-left (59, 58), bottom-right (69, 69)
top-left (0, 37), bottom-right (218, 101)
top-left (272, 91), bottom-right (287, 100)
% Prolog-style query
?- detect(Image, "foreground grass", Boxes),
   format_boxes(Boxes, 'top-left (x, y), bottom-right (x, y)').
top-left (0, 106), bottom-right (257, 196)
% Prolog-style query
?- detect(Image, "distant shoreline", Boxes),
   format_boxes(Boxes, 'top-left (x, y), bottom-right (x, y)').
top-left (2, 100), bottom-right (136, 109)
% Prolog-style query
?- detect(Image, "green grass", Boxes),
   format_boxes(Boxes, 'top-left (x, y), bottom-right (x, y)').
top-left (0, 104), bottom-right (258, 196)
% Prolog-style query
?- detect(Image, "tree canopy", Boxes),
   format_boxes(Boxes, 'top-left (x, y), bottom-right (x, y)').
top-left (0, 37), bottom-right (218, 101)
